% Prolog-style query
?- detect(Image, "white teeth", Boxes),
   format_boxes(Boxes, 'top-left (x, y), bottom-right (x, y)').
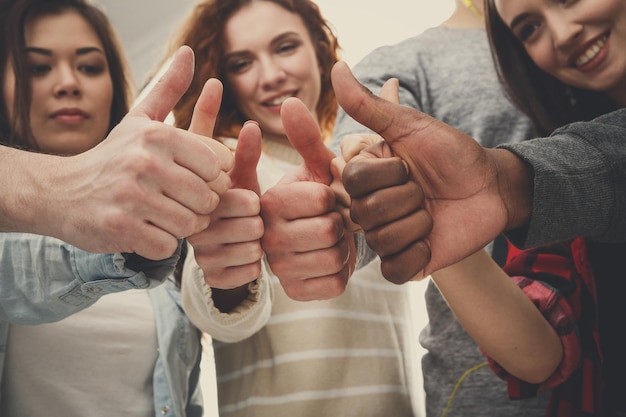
top-left (575, 36), bottom-right (607, 67)
top-left (266, 93), bottom-right (294, 106)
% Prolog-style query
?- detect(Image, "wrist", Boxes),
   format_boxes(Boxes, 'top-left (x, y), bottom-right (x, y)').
top-left (0, 148), bottom-right (47, 233)
top-left (212, 283), bottom-right (253, 313)
top-left (490, 148), bottom-right (534, 231)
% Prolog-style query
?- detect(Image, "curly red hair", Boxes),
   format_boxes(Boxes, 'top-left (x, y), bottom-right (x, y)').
top-left (169, 0), bottom-right (340, 140)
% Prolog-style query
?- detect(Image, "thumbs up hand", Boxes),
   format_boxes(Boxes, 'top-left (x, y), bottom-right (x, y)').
top-left (187, 121), bottom-right (265, 309)
top-left (330, 77), bottom-right (402, 233)
top-left (260, 98), bottom-right (354, 301)
top-left (47, 46), bottom-right (233, 260)
top-left (177, 72), bottom-right (264, 311)
top-left (333, 61), bottom-right (520, 282)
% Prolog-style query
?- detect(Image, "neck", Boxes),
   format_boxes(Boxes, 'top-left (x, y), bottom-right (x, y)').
top-left (262, 132), bottom-right (291, 147)
top-left (442, 0), bottom-right (484, 28)
top-left (608, 86), bottom-right (626, 108)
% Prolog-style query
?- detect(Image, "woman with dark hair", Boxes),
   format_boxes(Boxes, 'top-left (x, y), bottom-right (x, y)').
top-left (170, 1), bottom-right (416, 416)
top-left (0, 1), bottom-right (204, 416)
top-left (419, 0), bottom-right (626, 416)
top-left (0, 0), bottom-right (132, 151)
top-left (485, 0), bottom-right (620, 135)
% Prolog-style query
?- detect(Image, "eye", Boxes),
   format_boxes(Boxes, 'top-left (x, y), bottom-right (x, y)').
top-left (517, 21), bottom-right (542, 42)
top-left (226, 58), bottom-right (252, 75)
top-left (276, 40), bottom-right (300, 55)
top-left (79, 64), bottom-right (105, 75)
top-left (28, 64), bottom-right (51, 76)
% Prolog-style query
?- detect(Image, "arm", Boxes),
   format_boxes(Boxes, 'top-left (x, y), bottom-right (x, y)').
top-left (431, 249), bottom-right (563, 384)
top-left (334, 62), bottom-right (626, 280)
top-left (502, 108), bottom-right (626, 247)
top-left (0, 46), bottom-right (234, 260)
top-left (0, 233), bottom-right (180, 324)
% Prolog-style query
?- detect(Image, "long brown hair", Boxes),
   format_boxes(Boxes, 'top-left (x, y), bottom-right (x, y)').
top-left (0, 0), bottom-right (133, 151)
top-left (485, 0), bottom-right (617, 135)
top-left (169, 0), bottom-right (340, 140)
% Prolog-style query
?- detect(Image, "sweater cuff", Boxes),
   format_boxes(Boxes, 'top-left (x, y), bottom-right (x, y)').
top-left (181, 244), bottom-right (272, 343)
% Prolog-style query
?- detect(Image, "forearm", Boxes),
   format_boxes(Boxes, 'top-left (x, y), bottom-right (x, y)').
top-left (500, 109), bottom-right (626, 246)
top-left (0, 147), bottom-right (53, 234)
top-left (0, 233), bottom-right (178, 323)
top-left (431, 249), bottom-right (562, 384)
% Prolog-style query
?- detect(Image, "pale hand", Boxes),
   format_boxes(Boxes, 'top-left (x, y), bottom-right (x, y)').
top-left (261, 98), bottom-right (354, 301)
top-left (14, 46), bottom-right (234, 260)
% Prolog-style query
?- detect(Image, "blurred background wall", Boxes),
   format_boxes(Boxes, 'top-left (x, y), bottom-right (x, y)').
top-left (98, 0), bottom-right (454, 86)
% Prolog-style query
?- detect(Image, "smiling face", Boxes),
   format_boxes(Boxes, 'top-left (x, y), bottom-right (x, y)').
top-left (494, 0), bottom-right (626, 104)
top-left (222, 1), bottom-right (322, 140)
top-left (2, 10), bottom-right (113, 155)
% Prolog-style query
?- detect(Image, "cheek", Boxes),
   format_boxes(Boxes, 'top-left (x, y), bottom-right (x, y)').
top-left (597, 0), bottom-right (624, 19)
top-left (526, 43), bottom-right (556, 74)
top-left (301, 61), bottom-right (323, 109)
top-left (97, 78), bottom-right (114, 125)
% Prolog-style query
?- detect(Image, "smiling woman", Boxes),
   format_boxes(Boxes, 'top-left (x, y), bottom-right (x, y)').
top-left (486, 0), bottom-right (622, 134)
top-left (163, 1), bottom-right (418, 416)
top-left (410, 0), bottom-right (626, 415)
top-left (219, 2), bottom-right (323, 142)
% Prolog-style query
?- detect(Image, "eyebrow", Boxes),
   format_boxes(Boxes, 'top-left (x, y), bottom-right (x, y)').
top-left (25, 46), bottom-right (105, 56)
top-left (270, 32), bottom-right (300, 48)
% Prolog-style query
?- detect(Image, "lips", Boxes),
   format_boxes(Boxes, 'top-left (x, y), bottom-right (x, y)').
top-left (262, 91), bottom-right (297, 107)
top-left (50, 108), bottom-right (89, 123)
top-left (570, 33), bottom-right (609, 68)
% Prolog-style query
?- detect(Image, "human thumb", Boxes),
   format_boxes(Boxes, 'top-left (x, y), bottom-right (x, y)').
top-left (281, 97), bottom-right (336, 184)
top-left (379, 77), bottom-right (400, 104)
top-left (331, 61), bottom-right (435, 148)
top-left (129, 46), bottom-right (194, 122)
top-left (230, 121), bottom-right (262, 195)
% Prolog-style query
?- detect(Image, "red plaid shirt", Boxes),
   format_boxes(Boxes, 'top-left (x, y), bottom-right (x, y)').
top-left (486, 238), bottom-right (603, 416)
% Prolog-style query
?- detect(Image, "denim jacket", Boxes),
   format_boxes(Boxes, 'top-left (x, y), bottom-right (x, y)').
top-left (0, 233), bottom-right (203, 417)
top-left (150, 279), bottom-right (203, 417)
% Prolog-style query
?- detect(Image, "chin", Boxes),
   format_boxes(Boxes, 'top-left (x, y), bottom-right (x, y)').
top-left (45, 138), bottom-right (98, 155)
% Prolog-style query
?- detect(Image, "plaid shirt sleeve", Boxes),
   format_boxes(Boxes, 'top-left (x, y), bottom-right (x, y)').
top-left (485, 239), bottom-right (589, 397)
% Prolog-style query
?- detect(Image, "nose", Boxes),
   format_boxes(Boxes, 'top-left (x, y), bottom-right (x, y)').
top-left (258, 56), bottom-right (286, 90)
top-left (548, 12), bottom-right (584, 50)
top-left (53, 65), bottom-right (81, 98)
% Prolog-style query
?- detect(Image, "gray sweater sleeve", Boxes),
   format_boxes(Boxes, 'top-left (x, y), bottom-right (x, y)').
top-left (501, 108), bottom-right (626, 247)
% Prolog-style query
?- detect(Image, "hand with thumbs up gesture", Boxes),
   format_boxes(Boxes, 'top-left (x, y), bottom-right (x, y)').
top-left (4, 46), bottom-right (235, 260)
top-left (333, 61), bottom-right (533, 284)
top-left (185, 117), bottom-right (265, 312)
top-left (260, 98), bottom-right (355, 302)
